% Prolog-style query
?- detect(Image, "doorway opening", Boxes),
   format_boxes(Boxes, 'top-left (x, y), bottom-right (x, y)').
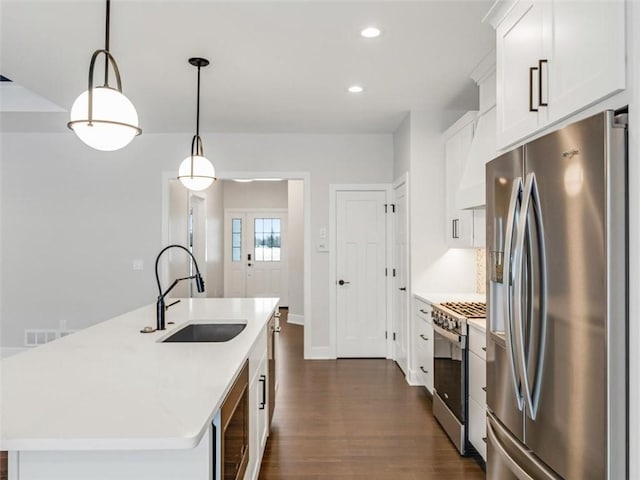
top-left (163, 172), bottom-right (310, 356)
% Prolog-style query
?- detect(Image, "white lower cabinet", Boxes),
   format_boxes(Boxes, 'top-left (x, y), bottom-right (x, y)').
top-left (468, 323), bottom-right (487, 461)
top-left (468, 396), bottom-right (487, 460)
top-left (247, 327), bottom-right (269, 480)
top-left (413, 297), bottom-right (434, 393)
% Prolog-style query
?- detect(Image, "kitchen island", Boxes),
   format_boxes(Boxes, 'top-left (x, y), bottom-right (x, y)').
top-left (0, 297), bottom-right (279, 480)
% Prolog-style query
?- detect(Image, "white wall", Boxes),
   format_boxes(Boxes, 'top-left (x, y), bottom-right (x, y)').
top-left (393, 110), bottom-right (477, 295)
top-left (166, 179), bottom-right (224, 299)
top-left (0, 132), bottom-right (392, 358)
top-left (205, 180), bottom-right (224, 298)
top-left (409, 111), bottom-right (476, 293)
top-left (222, 180), bottom-right (288, 210)
top-left (393, 115), bottom-right (411, 180)
top-left (287, 180), bottom-right (304, 323)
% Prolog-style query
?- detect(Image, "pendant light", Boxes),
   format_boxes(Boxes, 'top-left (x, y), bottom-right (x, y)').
top-left (177, 57), bottom-right (216, 191)
top-left (67, 0), bottom-right (141, 151)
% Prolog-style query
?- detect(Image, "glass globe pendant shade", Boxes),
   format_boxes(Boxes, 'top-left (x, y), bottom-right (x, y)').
top-left (69, 87), bottom-right (140, 151)
top-left (178, 155), bottom-right (216, 191)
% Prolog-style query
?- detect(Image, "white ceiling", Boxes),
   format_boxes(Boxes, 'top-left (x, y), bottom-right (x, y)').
top-left (0, 0), bottom-right (495, 134)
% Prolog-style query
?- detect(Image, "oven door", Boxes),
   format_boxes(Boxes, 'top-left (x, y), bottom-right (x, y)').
top-left (433, 324), bottom-right (467, 423)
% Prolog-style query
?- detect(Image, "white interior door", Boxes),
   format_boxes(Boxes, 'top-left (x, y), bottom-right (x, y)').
top-left (246, 213), bottom-right (288, 305)
top-left (224, 210), bottom-right (289, 305)
top-left (224, 212), bottom-right (247, 297)
top-left (393, 180), bottom-right (409, 373)
top-left (336, 190), bottom-right (387, 357)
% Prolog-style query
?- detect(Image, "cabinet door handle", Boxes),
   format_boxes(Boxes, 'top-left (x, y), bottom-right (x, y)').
top-left (420, 366), bottom-right (429, 374)
top-left (399, 287), bottom-right (407, 291)
top-left (419, 309), bottom-right (428, 314)
top-left (538, 59), bottom-right (548, 107)
top-left (482, 437), bottom-right (487, 444)
top-left (419, 334), bottom-right (429, 341)
top-left (452, 219), bottom-right (460, 239)
top-left (529, 66), bottom-right (539, 112)
top-left (259, 374), bottom-right (266, 410)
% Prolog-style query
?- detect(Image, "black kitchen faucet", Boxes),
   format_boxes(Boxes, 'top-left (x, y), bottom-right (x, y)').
top-left (154, 245), bottom-right (205, 330)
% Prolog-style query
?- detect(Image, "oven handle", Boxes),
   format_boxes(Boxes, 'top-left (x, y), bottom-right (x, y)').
top-left (433, 323), bottom-right (465, 346)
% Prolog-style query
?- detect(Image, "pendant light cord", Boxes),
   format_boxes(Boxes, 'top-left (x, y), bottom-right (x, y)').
top-left (196, 64), bottom-right (201, 139)
top-left (104, 0), bottom-right (111, 87)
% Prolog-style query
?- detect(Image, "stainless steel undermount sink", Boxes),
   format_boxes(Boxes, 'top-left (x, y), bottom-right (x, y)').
top-left (162, 322), bottom-right (246, 343)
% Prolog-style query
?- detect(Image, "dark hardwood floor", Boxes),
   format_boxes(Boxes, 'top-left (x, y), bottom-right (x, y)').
top-left (258, 309), bottom-right (485, 479)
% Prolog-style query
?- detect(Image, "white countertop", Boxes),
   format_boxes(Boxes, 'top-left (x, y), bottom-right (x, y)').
top-left (413, 291), bottom-right (486, 305)
top-left (0, 297), bottom-right (279, 451)
top-left (467, 317), bottom-right (487, 331)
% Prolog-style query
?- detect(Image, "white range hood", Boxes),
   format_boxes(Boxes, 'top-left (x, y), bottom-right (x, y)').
top-left (457, 51), bottom-right (496, 210)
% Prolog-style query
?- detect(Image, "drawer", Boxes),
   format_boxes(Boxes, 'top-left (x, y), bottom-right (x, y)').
top-left (469, 324), bottom-right (486, 359)
top-left (468, 397), bottom-right (487, 460)
top-left (415, 339), bottom-right (433, 390)
top-left (249, 325), bottom-right (268, 382)
top-left (416, 317), bottom-right (432, 345)
top-left (415, 298), bottom-right (432, 323)
top-left (469, 350), bottom-right (486, 405)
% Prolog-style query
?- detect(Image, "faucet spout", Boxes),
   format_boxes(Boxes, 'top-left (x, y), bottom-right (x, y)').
top-left (154, 245), bottom-right (206, 330)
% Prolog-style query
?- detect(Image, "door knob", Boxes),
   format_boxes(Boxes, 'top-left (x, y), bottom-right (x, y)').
top-left (399, 287), bottom-right (407, 291)
top-left (337, 280), bottom-right (351, 286)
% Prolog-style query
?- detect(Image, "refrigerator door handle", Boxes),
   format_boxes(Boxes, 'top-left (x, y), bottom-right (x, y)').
top-left (487, 418), bottom-right (535, 480)
top-left (514, 172), bottom-right (548, 420)
top-left (487, 414), bottom-right (561, 480)
top-left (528, 172), bottom-right (548, 420)
top-left (502, 176), bottom-right (524, 411)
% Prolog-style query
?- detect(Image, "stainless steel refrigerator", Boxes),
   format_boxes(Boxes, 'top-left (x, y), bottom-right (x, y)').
top-left (486, 110), bottom-right (628, 480)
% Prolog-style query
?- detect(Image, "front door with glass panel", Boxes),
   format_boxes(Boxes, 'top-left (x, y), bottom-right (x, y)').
top-left (224, 210), bottom-right (288, 305)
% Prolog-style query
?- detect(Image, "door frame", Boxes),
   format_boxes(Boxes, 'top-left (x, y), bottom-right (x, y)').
top-left (329, 184), bottom-right (393, 359)
top-left (392, 173), bottom-right (411, 370)
top-left (162, 170), bottom-right (312, 358)
top-left (223, 208), bottom-right (288, 302)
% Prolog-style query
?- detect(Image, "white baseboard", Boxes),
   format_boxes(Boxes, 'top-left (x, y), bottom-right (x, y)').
top-left (287, 313), bottom-right (304, 325)
top-left (406, 368), bottom-right (422, 386)
top-left (305, 346), bottom-right (335, 360)
top-left (1, 347), bottom-right (27, 358)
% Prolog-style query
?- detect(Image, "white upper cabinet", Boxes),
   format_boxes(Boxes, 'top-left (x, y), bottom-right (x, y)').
top-left (487, 0), bottom-right (626, 149)
top-left (547, 1), bottom-right (626, 122)
top-left (444, 112), bottom-right (485, 248)
top-left (495, 1), bottom-right (547, 148)
top-left (444, 113), bottom-right (476, 248)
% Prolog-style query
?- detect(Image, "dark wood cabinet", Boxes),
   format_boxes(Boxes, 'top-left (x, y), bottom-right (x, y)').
top-left (221, 360), bottom-right (249, 480)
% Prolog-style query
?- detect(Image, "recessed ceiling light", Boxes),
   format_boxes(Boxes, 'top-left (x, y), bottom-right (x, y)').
top-left (348, 85), bottom-right (364, 94)
top-left (360, 27), bottom-right (381, 38)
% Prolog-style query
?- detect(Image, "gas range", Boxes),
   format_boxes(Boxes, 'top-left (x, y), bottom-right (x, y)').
top-left (431, 301), bottom-right (486, 336)
top-left (431, 300), bottom-right (486, 455)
